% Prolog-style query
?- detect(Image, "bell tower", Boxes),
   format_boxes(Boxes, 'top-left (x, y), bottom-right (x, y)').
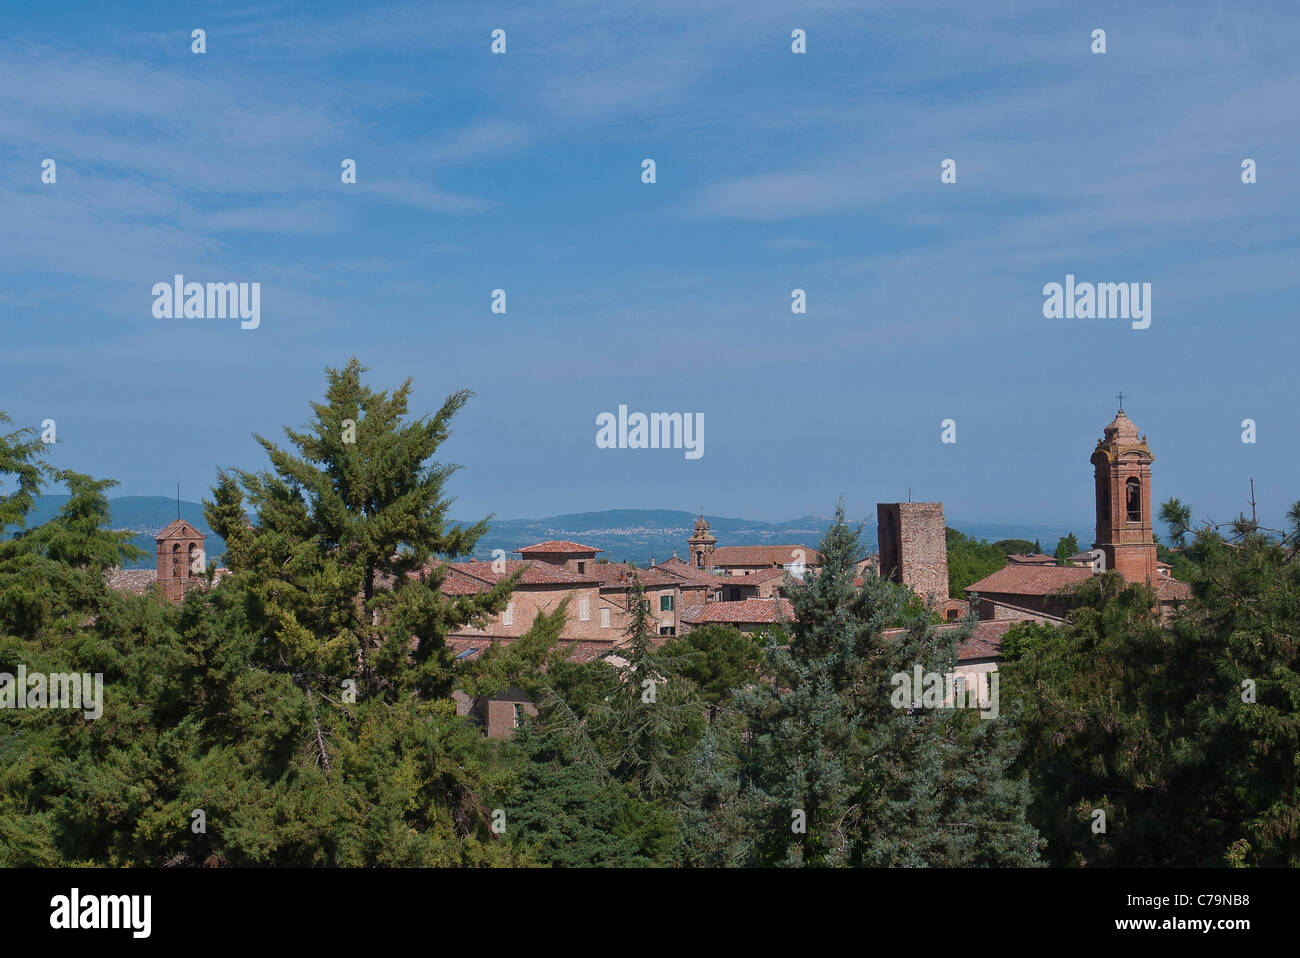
top-left (687, 515), bottom-right (717, 571)
top-left (1090, 405), bottom-right (1158, 585)
top-left (156, 519), bottom-right (206, 602)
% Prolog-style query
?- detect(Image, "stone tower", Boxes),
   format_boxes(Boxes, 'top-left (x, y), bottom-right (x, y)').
top-left (1091, 408), bottom-right (1158, 585)
top-left (687, 515), bottom-right (717, 571)
top-left (876, 502), bottom-right (949, 602)
top-left (156, 519), bottom-right (206, 602)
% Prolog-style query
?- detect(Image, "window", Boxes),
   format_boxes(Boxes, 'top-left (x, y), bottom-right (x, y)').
top-left (601, 608), bottom-right (610, 628)
top-left (579, 598), bottom-right (590, 621)
top-left (660, 594), bottom-right (674, 612)
top-left (502, 603), bottom-right (514, 626)
top-left (513, 704), bottom-right (525, 729)
top-left (577, 561), bottom-right (585, 574)
top-left (659, 626), bottom-right (675, 636)
top-left (1098, 478), bottom-right (1110, 523)
top-left (954, 676), bottom-right (966, 703)
top-left (696, 551), bottom-right (704, 569)
top-left (1126, 477), bottom-right (1142, 522)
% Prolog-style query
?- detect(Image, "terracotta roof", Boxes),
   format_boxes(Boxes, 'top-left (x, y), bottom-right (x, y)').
top-left (965, 564), bottom-right (1093, 596)
top-left (428, 559), bottom-right (598, 589)
top-left (587, 563), bottom-right (681, 588)
top-left (655, 563), bottom-right (723, 588)
top-left (709, 545), bottom-right (821, 568)
top-left (515, 540), bottom-right (602, 555)
top-left (1006, 553), bottom-right (1058, 565)
top-left (681, 598), bottom-right (794, 625)
top-left (104, 566), bottom-right (230, 596)
top-left (1157, 577), bottom-right (1192, 602)
top-left (881, 619), bottom-right (1020, 662)
top-left (728, 567), bottom-right (787, 584)
top-left (105, 567), bottom-right (157, 595)
top-left (154, 519), bottom-right (205, 542)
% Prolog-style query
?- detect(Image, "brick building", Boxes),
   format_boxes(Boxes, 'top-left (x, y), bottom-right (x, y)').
top-left (877, 501), bottom-right (949, 604)
top-left (106, 518), bottom-right (226, 602)
top-left (966, 407), bottom-right (1191, 620)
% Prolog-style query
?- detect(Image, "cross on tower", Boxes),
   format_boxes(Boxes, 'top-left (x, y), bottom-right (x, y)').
top-left (1116, 390), bottom-right (1125, 412)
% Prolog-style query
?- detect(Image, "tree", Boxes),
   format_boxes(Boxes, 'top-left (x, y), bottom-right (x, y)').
top-left (945, 527), bottom-right (1007, 595)
top-left (1003, 496), bottom-right (1300, 866)
top-left (1054, 533), bottom-right (1079, 564)
top-left (693, 503), bottom-right (1041, 867)
top-left (1, 364), bottom-right (533, 866)
top-left (658, 624), bottom-right (762, 716)
top-left (204, 357), bottom-right (512, 700)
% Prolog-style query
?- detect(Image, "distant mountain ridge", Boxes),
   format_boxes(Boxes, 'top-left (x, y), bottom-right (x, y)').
top-left (20, 497), bottom-right (1088, 570)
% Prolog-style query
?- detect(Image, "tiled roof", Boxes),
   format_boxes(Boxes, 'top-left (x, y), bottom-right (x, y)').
top-left (681, 598), bottom-right (794, 625)
top-left (105, 567), bottom-right (157, 595)
top-left (154, 519), bottom-right (205, 542)
top-left (428, 559), bottom-right (598, 589)
top-left (588, 563), bottom-right (681, 588)
top-left (728, 566), bottom-right (787, 584)
top-left (710, 545), bottom-right (821, 568)
top-left (655, 563), bottom-right (723, 588)
top-left (104, 566), bottom-right (230, 596)
top-left (1006, 553), bottom-right (1058, 565)
top-left (515, 540), bottom-right (602, 555)
top-left (965, 564), bottom-right (1093, 596)
top-left (1157, 577), bottom-right (1193, 602)
top-left (881, 619), bottom-right (1019, 662)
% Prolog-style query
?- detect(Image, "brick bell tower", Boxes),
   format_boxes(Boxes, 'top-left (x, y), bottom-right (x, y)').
top-left (156, 519), bottom-right (206, 602)
top-left (687, 515), bottom-right (717, 571)
top-left (1090, 405), bottom-right (1158, 585)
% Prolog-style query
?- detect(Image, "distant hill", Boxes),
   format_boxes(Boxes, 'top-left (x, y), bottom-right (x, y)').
top-left (22, 495), bottom-right (227, 569)
top-left (19, 498), bottom-right (1087, 569)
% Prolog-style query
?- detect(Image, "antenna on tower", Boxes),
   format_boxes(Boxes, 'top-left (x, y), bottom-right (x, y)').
top-left (177, 483), bottom-right (181, 521)
top-left (1250, 478), bottom-right (1257, 529)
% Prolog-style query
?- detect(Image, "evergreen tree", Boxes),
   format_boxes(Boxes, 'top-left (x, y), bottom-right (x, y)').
top-left (706, 504), bottom-right (1041, 866)
top-left (1054, 533), bottom-right (1079, 564)
top-left (1003, 498), bottom-right (1300, 866)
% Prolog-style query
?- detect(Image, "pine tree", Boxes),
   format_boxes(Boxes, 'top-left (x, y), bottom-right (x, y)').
top-left (1054, 533), bottom-right (1079, 564)
top-left (203, 357), bottom-right (512, 700)
top-left (706, 503), bottom-right (1041, 866)
top-left (595, 575), bottom-right (704, 799)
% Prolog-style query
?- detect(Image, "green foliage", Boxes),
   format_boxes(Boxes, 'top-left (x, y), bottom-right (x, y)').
top-left (946, 527), bottom-right (1008, 596)
top-left (1004, 500), bottom-right (1300, 866)
top-left (0, 369), bottom-right (528, 866)
top-left (682, 503), bottom-right (1042, 867)
top-left (658, 624), bottom-right (762, 711)
top-left (1054, 533), bottom-right (1079, 563)
top-left (994, 539), bottom-right (1036, 555)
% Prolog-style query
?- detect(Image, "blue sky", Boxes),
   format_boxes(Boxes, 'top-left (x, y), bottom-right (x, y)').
top-left (1, 0), bottom-right (1297, 534)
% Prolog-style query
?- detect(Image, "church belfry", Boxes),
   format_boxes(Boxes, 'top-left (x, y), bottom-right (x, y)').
top-left (687, 515), bottom-right (717, 570)
top-left (1090, 407), bottom-right (1158, 584)
top-left (156, 519), bottom-right (206, 602)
